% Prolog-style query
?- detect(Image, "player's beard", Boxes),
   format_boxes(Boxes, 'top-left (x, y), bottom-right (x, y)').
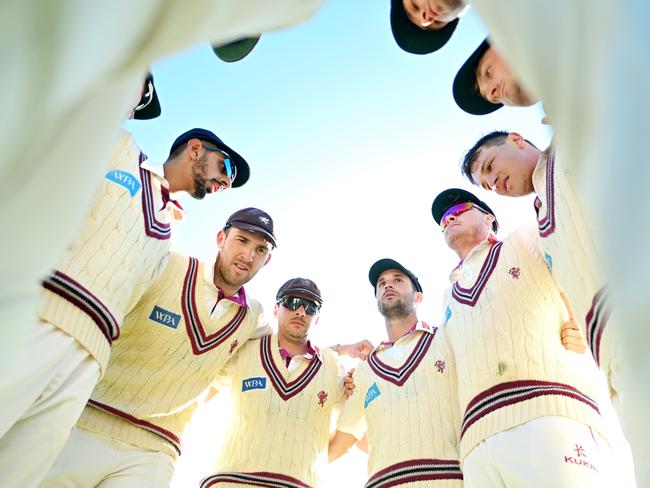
top-left (214, 258), bottom-right (252, 290)
top-left (378, 293), bottom-right (414, 319)
top-left (190, 155), bottom-right (209, 200)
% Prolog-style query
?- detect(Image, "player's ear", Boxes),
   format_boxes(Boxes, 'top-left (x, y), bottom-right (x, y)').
top-left (508, 132), bottom-right (525, 148)
top-left (216, 230), bottom-right (226, 250)
top-left (263, 253), bottom-right (272, 266)
top-left (273, 303), bottom-right (279, 319)
top-left (414, 292), bottom-right (424, 305)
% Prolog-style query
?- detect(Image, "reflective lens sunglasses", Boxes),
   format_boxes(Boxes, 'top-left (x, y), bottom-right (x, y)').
top-left (278, 296), bottom-right (321, 316)
top-left (202, 143), bottom-right (237, 183)
top-left (440, 202), bottom-right (487, 231)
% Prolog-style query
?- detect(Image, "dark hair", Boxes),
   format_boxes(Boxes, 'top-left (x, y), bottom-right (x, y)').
top-left (461, 131), bottom-right (538, 184)
top-left (461, 131), bottom-right (509, 184)
top-left (166, 138), bottom-right (212, 162)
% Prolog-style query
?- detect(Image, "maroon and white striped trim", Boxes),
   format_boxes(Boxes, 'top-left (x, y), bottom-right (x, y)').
top-left (452, 241), bottom-right (503, 306)
top-left (368, 330), bottom-right (435, 386)
top-left (42, 270), bottom-right (118, 344)
top-left (365, 459), bottom-right (463, 487)
top-left (200, 471), bottom-right (312, 488)
top-left (586, 287), bottom-right (611, 366)
top-left (461, 380), bottom-right (599, 438)
top-left (260, 335), bottom-right (322, 401)
top-left (139, 152), bottom-right (171, 240)
top-left (87, 399), bottom-right (181, 455)
top-left (182, 257), bottom-right (248, 355)
top-left (536, 149), bottom-right (556, 237)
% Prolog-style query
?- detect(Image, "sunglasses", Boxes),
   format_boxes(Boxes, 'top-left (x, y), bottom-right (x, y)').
top-left (440, 202), bottom-right (487, 231)
top-left (278, 296), bottom-right (321, 316)
top-left (202, 143), bottom-right (237, 183)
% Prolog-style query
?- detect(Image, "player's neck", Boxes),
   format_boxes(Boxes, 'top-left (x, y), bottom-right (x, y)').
top-left (162, 157), bottom-right (191, 193)
top-left (385, 313), bottom-right (418, 343)
top-left (277, 331), bottom-right (309, 357)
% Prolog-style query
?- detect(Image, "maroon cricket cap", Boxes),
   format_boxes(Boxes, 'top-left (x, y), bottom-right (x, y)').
top-left (276, 277), bottom-right (323, 305)
top-left (224, 207), bottom-right (276, 248)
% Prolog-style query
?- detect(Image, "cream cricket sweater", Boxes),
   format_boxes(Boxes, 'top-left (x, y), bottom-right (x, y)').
top-left (532, 147), bottom-right (616, 392)
top-left (443, 227), bottom-right (608, 460)
top-left (200, 334), bottom-right (343, 488)
top-left (38, 129), bottom-right (176, 375)
top-left (337, 323), bottom-right (463, 487)
top-left (77, 252), bottom-right (267, 458)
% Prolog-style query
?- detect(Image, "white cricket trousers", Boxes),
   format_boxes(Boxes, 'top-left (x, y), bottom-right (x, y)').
top-left (41, 427), bottom-right (175, 487)
top-left (462, 416), bottom-right (620, 488)
top-left (0, 319), bottom-right (100, 487)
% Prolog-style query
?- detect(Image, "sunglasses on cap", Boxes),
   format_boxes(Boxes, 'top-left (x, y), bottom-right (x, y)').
top-left (202, 143), bottom-right (237, 183)
top-left (440, 202), bottom-right (488, 231)
top-left (278, 296), bottom-right (321, 316)
top-left (134, 80), bottom-right (154, 112)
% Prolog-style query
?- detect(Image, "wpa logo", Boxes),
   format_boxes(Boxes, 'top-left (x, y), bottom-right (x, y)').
top-left (242, 377), bottom-right (267, 392)
top-left (148, 306), bottom-right (181, 329)
top-left (105, 170), bottom-right (141, 197)
top-left (364, 382), bottom-right (381, 408)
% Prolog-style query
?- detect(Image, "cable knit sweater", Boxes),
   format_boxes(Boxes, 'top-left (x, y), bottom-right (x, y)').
top-left (442, 226), bottom-right (608, 460)
top-left (337, 323), bottom-right (463, 487)
top-left (201, 334), bottom-right (343, 488)
top-left (38, 129), bottom-right (176, 375)
top-left (77, 252), bottom-right (268, 458)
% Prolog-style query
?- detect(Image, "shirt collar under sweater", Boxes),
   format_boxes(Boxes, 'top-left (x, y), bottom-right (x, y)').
top-left (279, 339), bottom-right (319, 367)
top-left (449, 235), bottom-right (498, 283)
top-left (140, 159), bottom-right (185, 219)
top-left (203, 256), bottom-right (248, 313)
top-left (375, 320), bottom-right (434, 352)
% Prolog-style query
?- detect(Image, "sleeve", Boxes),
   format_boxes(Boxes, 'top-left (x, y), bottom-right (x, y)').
top-left (247, 301), bottom-right (273, 340)
top-left (335, 367), bottom-right (367, 440)
top-left (250, 316), bottom-right (273, 339)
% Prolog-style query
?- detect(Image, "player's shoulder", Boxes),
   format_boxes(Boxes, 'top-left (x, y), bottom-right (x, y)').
top-left (109, 128), bottom-right (141, 171)
top-left (246, 296), bottom-right (264, 315)
top-left (317, 345), bottom-right (340, 366)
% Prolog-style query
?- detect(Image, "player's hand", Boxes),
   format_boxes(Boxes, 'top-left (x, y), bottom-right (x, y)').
top-left (560, 292), bottom-right (586, 354)
top-left (338, 340), bottom-right (374, 361)
top-left (343, 368), bottom-right (355, 399)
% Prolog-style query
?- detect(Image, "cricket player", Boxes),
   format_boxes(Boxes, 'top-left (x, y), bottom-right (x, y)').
top-left (452, 38), bottom-right (538, 115)
top-left (200, 277), bottom-right (347, 488)
top-left (389, 0), bottom-right (467, 54)
top-left (432, 187), bottom-right (619, 487)
top-left (460, 132), bottom-right (617, 404)
top-left (329, 258), bottom-right (464, 486)
top-left (0, 127), bottom-right (247, 487)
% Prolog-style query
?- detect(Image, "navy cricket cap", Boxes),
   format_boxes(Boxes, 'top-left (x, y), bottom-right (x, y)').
top-left (390, 0), bottom-right (459, 55)
top-left (276, 277), bottom-right (323, 305)
top-left (431, 188), bottom-right (499, 232)
top-left (133, 72), bottom-right (161, 120)
top-left (369, 258), bottom-right (423, 294)
top-left (212, 37), bottom-right (261, 62)
top-left (169, 128), bottom-right (250, 188)
top-left (453, 38), bottom-right (502, 115)
top-left (224, 207), bottom-right (276, 248)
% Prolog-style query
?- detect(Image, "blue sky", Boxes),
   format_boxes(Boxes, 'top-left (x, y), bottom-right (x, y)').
top-left (125, 1), bottom-right (551, 483)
